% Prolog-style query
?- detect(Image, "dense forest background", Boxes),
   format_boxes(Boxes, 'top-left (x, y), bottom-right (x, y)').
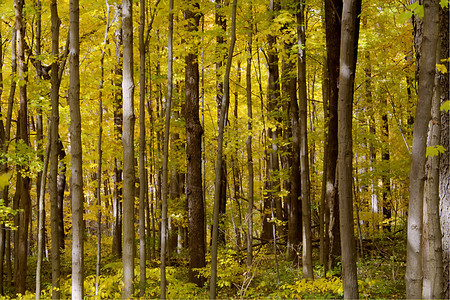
top-left (0, 0), bottom-right (448, 298)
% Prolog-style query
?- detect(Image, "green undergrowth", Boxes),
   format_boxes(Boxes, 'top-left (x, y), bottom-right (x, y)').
top-left (1, 235), bottom-right (405, 299)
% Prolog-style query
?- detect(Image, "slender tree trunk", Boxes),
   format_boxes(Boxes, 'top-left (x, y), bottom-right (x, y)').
top-left (210, 0), bottom-right (237, 298)
top-left (36, 130), bottom-right (50, 300)
top-left (138, 0), bottom-right (147, 296)
top-left (95, 1), bottom-right (110, 295)
top-left (246, 4), bottom-right (254, 266)
top-left (337, 0), bottom-right (361, 298)
top-left (184, 2), bottom-right (206, 288)
top-left (160, 0), bottom-right (173, 296)
top-left (406, 0), bottom-right (439, 298)
top-left (49, 1), bottom-right (62, 297)
top-left (112, 3), bottom-right (123, 258)
top-left (0, 21), bottom-right (4, 297)
top-left (297, 0), bottom-right (313, 279)
top-left (69, 0), bottom-right (85, 296)
top-left (14, 0), bottom-right (31, 294)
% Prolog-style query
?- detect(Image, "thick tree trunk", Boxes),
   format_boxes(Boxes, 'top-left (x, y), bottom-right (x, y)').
top-left (405, 0), bottom-right (439, 298)
top-left (184, 3), bottom-right (206, 288)
top-left (337, 0), bottom-right (361, 298)
top-left (422, 46), bottom-right (443, 298)
top-left (324, 0), bottom-right (342, 272)
top-left (438, 5), bottom-right (449, 299)
top-left (69, 0), bottom-right (85, 297)
top-left (122, 0), bottom-right (136, 297)
top-left (49, 1), bottom-right (62, 297)
top-left (14, 0), bottom-right (31, 295)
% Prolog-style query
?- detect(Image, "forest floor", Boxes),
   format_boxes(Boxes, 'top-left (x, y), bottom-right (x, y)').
top-left (11, 231), bottom-right (406, 299)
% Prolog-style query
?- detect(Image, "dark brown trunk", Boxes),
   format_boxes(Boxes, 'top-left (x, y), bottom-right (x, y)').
top-left (324, 0), bottom-right (342, 271)
top-left (184, 5), bottom-right (206, 287)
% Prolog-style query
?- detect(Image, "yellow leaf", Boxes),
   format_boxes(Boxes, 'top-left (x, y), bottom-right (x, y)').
top-left (0, 172), bottom-right (12, 189)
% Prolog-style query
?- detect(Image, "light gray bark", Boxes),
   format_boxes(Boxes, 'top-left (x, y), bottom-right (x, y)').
top-left (405, 1), bottom-right (439, 298)
top-left (122, 0), bottom-right (136, 297)
top-left (69, 0), bottom-right (84, 297)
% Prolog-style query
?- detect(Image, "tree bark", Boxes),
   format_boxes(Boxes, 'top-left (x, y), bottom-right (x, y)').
top-left (69, 0), bottom-right (85, 296)
top-left (210, 0), bottom-right (237, 297)
top-left (122, 0), bottom-right (136, 297)
top-left (160, 0), bottom-right (173, 296)
top-left (49, 1), bottom-right (62, 297)
top-left (324, 0), bottom-right (342, 271)
top-left (405, 0), bottom-right (439, 298)
top-left (297, 0), bottom-right (313, 279)
top-left (14, 0), bottom-right (32, 295)
top-left (246, 3), bottom-right (254, 266)
top-left (184, 3), bottom-right (206, 288)
top-left (438, 5), bottom-right (449, 299)
top-left (337, 0), bottom-right (361, 298)
top-left (138, 0), bottom-right (147, 296)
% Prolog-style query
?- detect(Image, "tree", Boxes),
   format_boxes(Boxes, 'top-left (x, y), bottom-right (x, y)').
top-left (122, 0), bottom-right (136, 297)
top-left (438, 4), bottom-right (449, 299)
top-left (160, 0), bottom-right (173, 296)
top-left (138, 0), bottom-right (147, 296)
top-left (337, 0), bottom-right (361, 298)
top-left (69, 0), bottom-right (85, 296)
top-left (49, 0), bottom-right (62, 297)
top-left (210, 0), bottom-right (237, 297)
top-left (323, 0), bottom-right (342, 272)
top-left (184, 1), bottom-right (206, 287)
top-left (13, 0), bottom-right (32, 294)
top-left (297, 0), bottom-right (312, 279)
top-left (405, 0), bottom-right (439, 298)
top-left (246, 0), bottom-right (254, 266)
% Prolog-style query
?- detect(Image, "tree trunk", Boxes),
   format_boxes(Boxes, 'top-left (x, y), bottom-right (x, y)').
top-left (95, 2), bottom-right (110, 295)
top-left (297, 0), bottom-right (313, 279)
top-left (210, 0), bottom-right (237, 297)
top-left (122, 0), bottom-right (136, 296)
top-left (14, 0), bottom-right (32, 294)
top-left (246, 4), bottom-right (254, 266)
top-left (184, 3), bottom-right (206, 288)
top-left (160, 0), bottom-right (173, 296)
top-left (324, 0), bottom-right (342, 272)
top-left (438, 5), bottom-right (449, 299)
top-left (138, 0), bottom-right (147, 296)
top-left (69, 0), bottom-right (85, 296)
top-left (405, 0), bottom-right (439, 298)
top-left (49, 1), bottom-right (62, 297)
top-left (422, 47), bottom-right (443, 298)
top-left (337, 0), bottom-right (361, 298)
top-left (112, 3), bottom-right (123, 258)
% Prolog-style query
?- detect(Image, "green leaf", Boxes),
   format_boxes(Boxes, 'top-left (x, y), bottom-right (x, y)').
top-left (399, 11), bottom-right (413, 23)
top-left (426, 145), bottom-right (446, 157)
top-left (441, 100), bottom-right (450, 112)
top-left (440, 0), bottom-right (449, 8)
